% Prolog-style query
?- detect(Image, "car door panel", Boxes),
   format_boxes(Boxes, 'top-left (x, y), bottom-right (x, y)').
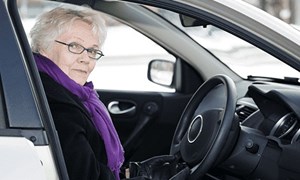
top-left (97, 90), bottom-right (191, 162)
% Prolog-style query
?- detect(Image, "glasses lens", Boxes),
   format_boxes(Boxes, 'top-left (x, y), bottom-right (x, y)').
top-left (87, 49), bottom-right (103, 60)
top-left (68, 42), bottom-right (85, 54)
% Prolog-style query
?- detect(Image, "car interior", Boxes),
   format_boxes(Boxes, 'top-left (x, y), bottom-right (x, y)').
top-left (1, 0), bottom-right (300, 179)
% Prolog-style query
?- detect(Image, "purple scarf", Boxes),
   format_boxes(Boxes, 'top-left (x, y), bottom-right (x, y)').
top-left (34, 53), bottom-right (124, 179)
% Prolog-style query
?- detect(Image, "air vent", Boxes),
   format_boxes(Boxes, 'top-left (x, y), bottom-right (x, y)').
top-left (236, 105), bottom-right (257, 121)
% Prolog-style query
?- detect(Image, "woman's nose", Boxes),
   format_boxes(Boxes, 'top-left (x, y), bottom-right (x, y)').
top-left (79, 51), bottom-right (90, 63)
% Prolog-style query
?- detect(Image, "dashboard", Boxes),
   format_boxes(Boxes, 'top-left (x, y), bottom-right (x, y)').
top-left (218, 81), bottom-right (300, 179)
top-left (237, 81), bottom-right (300, 145)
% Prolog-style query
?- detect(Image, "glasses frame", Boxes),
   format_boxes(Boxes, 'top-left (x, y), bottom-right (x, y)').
top-left (55, 40), bottom-right (104, 60)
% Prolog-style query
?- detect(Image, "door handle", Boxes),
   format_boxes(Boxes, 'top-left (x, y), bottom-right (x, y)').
top-left (107, 101), bottom-right (136, 115)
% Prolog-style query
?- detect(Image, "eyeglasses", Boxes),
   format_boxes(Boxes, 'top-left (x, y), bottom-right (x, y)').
top-left (55, 40), bottom-right (104, 60)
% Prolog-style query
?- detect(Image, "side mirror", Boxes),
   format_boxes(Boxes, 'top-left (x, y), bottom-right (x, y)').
top-left (147, 59), bottom-right (175, 87)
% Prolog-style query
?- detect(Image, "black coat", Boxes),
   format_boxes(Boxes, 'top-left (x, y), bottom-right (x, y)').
top-left (40, 72), bottom-right (116, 180)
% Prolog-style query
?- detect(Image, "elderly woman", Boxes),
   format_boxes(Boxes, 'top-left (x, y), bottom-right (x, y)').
top-left (30, 6), bottom-right (124, 180)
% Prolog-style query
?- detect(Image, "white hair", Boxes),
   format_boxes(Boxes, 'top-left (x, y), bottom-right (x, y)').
top-left (30, 5), bottom-right (107, 53)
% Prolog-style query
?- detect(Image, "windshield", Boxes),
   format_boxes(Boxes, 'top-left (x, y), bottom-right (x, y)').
top-left (149, 9), bottom-right (300, 80)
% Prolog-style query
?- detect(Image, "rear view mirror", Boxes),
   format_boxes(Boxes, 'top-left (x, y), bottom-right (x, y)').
top-left (147, 59), bottom-right (175, 87)
top-left (179, 14), bottom-right (210, 27)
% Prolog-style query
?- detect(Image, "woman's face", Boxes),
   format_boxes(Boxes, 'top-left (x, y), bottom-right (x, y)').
top-left (43, 20), bottom-right (100, 86)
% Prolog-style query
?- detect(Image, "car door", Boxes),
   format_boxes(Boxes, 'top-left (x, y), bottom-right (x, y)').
top-left (88, 2), bottom-right (205, 163)
top-left (2, 0), bottom-right (68, 179)
top-left (93, 22), bottom-right (202, 163)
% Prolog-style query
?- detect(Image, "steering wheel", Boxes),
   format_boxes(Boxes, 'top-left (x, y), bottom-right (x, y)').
top-left (170, 74), bottom-right (239, 179)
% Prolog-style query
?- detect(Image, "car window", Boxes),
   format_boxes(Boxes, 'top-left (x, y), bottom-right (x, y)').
top-left (88, 16), bottom-right (176, 92)
top-left (146, 7), bottom-right (300, 80)
top-left (19, 1), bottom-right (176, 92)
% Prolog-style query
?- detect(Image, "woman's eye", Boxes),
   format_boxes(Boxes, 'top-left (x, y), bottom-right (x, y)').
top-left (88, 49), bottom-right (98, 55)
top-left (69, 43), bottom-right (81, 49)
top-left (91, 50), bottom-right (97, 55)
